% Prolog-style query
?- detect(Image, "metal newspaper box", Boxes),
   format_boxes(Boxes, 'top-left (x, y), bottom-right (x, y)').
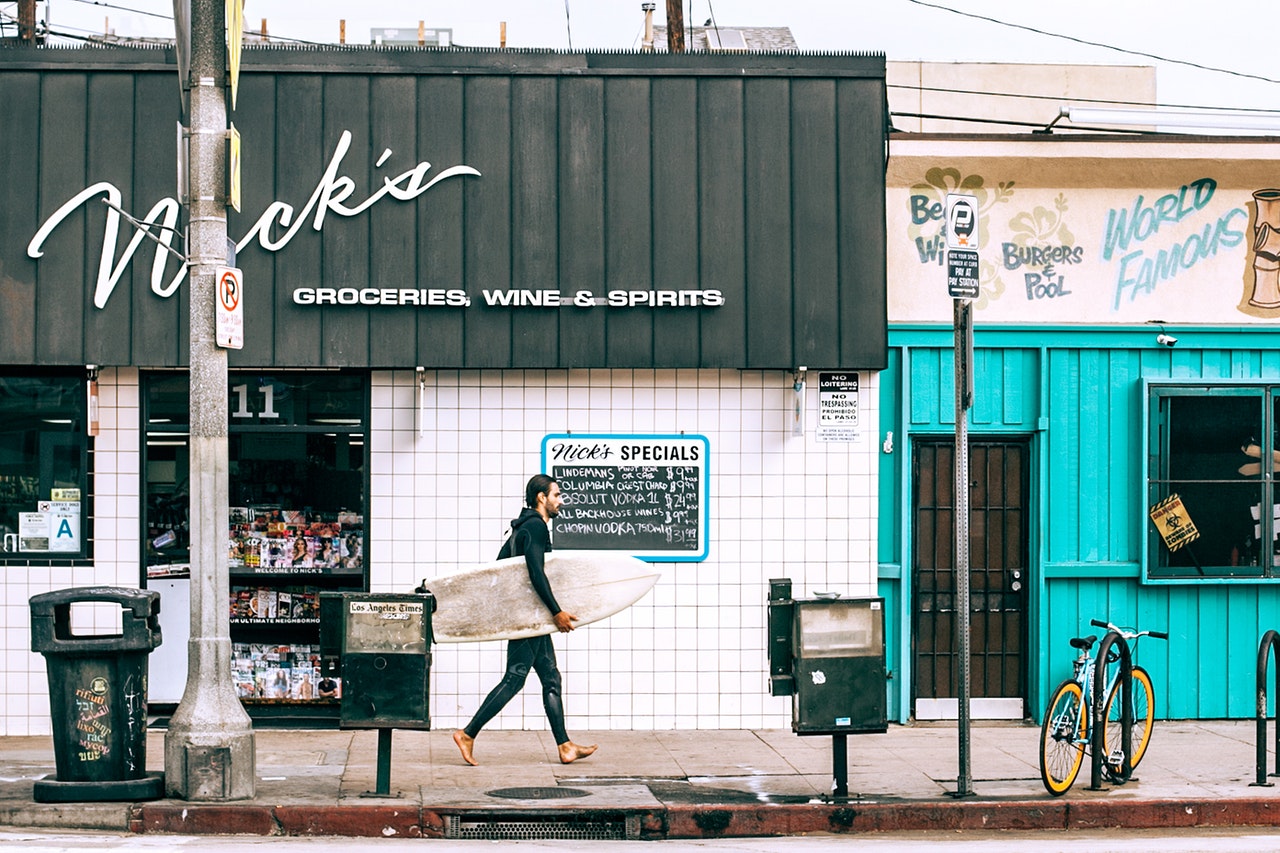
top-left (324, 592), bottom-right (433, 730)
top-left (768, 579), bottom-right (887, 735)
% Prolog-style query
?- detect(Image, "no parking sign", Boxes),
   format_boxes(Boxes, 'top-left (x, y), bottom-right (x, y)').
top-left (215, 266), bottom-right (244, 349)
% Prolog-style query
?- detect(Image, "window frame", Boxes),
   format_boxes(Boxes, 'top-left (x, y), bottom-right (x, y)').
top-left (141, 370), bottom-right (371, 583)
top-left (1143, 379), bottom-right (1279, 584)
top-left (0, 369), bottom-right (92, 565)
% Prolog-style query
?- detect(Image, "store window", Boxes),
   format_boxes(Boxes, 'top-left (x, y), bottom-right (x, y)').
top-left (1147, 384), bottom-right (1278, 580)
top-left (0, 373), bottom-right (89, 561)
top-left (145, 372), bottom-right (368, 578)
top-left (144, 372), bottom-right (367, 713)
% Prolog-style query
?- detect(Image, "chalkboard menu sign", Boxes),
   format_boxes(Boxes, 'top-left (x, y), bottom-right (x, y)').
top-left (542, 434), bottom-right (709, 561)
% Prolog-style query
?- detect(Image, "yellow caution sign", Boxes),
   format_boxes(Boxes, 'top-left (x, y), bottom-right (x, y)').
top-left (226, 0), bottom-right (244, 110)
top-left (1149, 493), bottom-right (1200, 552)
top-left (228, 123), bottom-right (241, 212)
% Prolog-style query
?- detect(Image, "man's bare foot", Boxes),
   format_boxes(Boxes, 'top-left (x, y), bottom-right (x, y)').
top-left (453, 730), bottom-right (478, 766)
top-left (558, 741), bottom-right (597, 764)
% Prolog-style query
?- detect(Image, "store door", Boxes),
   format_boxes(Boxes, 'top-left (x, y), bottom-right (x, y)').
top-left (911, 439), bottom-right (1028, 720)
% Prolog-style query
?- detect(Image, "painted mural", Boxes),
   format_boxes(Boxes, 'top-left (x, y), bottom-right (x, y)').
top-left (891, 166), bottom-right (1280, 324)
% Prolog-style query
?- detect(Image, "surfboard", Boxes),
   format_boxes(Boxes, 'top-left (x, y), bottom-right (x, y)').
top-left (419, 550), bottom-right (660, 643)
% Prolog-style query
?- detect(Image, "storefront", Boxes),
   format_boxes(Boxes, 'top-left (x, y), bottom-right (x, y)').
top-left (882, 136), bottom-right (1280, 723)
top-left (0, 46), bottom-right (888, 734)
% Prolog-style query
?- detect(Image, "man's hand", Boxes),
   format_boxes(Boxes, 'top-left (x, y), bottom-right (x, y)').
top-left (553, 611), bottom-right (578, 633)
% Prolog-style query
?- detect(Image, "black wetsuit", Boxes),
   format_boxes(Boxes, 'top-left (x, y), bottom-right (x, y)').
top-left (462, 508), bottom-right (568, 744)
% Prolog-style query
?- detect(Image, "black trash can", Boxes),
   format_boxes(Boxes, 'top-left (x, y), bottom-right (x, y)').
top-left (29, 586), bottom-right (165, 802)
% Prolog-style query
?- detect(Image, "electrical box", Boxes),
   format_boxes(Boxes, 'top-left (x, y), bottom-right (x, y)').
top-left (320, 592), bottom-right (433, 730)
top-left (768, 581), bottom-right (887, 735)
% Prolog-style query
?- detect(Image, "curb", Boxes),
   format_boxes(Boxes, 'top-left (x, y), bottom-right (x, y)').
top-left (0, 802), bottom-right (133, 832)
top-left (656, 798), bottom-right (1280, 838)
top-left (0, 796), bottom-right (1257, 838)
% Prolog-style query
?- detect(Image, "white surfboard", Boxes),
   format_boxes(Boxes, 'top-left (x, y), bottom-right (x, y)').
top-left (419, 549), bottom-right (660, 643)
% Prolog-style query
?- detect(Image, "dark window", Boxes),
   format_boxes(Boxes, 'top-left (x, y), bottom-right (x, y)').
top-left (1147, 385), bottom-right (1277, 579)
top-left (0, 373), bottom-right (89, 560)
top-left (144, 373), bottom-right (367, 579)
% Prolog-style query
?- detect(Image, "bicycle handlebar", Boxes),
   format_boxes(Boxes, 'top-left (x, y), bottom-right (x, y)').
top-left (1089, 618), bottom-right (1168, 640)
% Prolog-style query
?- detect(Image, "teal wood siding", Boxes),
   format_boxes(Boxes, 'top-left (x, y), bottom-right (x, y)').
top-left (878, 577), bottom-right (903, 721)
top-left (1044, 348), bottom-right (1142, 566)
top-left (884, 327), bottom-right (1280, 722)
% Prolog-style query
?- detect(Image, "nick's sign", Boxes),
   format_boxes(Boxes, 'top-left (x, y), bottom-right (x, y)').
top-left (27, 130), bottom-right (481, 311)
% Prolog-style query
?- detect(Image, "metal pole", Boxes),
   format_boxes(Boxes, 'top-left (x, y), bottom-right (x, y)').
top-left (375, 729), bottom-right (393, 796)
top-left (1254, 631), bottom-right (1278, 786)
top-left (832, 734), bottom-right (848, 799)
top-left (163, 0), bottom-right (256, 800)
top-left (953, 298), bottom-right (973, 797)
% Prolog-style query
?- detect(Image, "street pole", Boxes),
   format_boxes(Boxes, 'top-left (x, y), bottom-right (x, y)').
top-left (953, 298), bottom-right (973, 798)
top-left (163, 0), bottom-right (256, 800)
top-left (943, 191), bottom-right (978, 799)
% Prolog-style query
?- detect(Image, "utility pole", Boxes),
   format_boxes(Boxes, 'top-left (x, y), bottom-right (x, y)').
top-left (664, 0), bottom-right (684, 52)
top-left (17, 0), bottom-right (36, 43)
top-left (163, 0), bottom-right (256, 800)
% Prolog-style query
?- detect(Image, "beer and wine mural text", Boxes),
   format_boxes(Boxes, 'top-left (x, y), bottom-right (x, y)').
top-left (895, 167), bottom-right (1279, 323)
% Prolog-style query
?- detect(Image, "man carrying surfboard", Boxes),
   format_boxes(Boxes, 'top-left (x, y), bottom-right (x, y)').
top-left (453, 474), bottom-right (598, 766)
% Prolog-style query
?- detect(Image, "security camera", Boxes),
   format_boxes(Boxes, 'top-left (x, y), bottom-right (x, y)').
top-left (1157, 333), bottom-right (1177, 347)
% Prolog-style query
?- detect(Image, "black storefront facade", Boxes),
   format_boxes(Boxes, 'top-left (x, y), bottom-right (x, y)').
top-left (0, 45), bottom-right (887, 734)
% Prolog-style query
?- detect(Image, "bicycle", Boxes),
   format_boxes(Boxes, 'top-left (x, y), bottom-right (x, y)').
top-left (1039, 619), bottom-right (1168, 796)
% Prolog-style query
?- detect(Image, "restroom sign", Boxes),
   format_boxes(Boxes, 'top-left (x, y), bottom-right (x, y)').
top-left (215, 266), bottom-right (244, 349)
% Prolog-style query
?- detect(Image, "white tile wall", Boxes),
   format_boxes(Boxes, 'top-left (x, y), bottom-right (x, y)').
top-left (2, 368), bottom-right (142, 735)
top-left (1, 367), bottom-right (877, 736)
top-left (374, 368), bottom-right (879, 736)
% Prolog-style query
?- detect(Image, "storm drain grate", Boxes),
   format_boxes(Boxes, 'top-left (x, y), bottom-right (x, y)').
top-left (487, 786), bottom-right (591, 800)
top-left (444, 813), bottom-right (639, 841)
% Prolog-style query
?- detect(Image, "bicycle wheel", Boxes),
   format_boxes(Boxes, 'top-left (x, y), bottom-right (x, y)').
top-left (1040, 679), bottom-right (1087, 796)
top-left (1104, 665), bottom-right (1155, 773)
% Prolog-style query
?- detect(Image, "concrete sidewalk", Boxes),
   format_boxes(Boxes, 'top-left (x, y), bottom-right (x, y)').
top-left (0, 720), bottom-right (1278, 839)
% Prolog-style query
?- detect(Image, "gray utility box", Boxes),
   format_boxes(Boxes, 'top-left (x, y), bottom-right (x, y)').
top-left (768, 579), bottom-right (887, 735)
top-left (320, 592), bottom-right (433, 730)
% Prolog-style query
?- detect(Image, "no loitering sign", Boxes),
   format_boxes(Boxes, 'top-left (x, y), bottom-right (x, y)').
top-left (817, 372), bottom-right (859, 442)
top-left (215, 266), bottom-right (244, 349)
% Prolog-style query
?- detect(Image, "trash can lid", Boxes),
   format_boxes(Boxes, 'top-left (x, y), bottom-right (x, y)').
top-left (30, 586), bottom-right (162, 654)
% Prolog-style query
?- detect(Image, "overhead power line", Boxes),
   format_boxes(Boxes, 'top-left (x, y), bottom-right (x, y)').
top-left (888, 82), bottom-right (1280, 116)
top-left (890, 110), bottom-right (1150, 133)
top-left (65, 0), bottom-right (171, 21)
top-left (906, 0), bottom-right (1280, 87)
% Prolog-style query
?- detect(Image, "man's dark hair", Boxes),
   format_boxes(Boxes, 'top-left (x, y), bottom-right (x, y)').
top-left (525, 474), bottom-right (558, 508)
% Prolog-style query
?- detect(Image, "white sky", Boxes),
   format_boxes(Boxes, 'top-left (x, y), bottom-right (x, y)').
top-left (24, 0), bottom-right (1280, 114)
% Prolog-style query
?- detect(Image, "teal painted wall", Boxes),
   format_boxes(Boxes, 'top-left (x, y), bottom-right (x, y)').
top-left (882, 326), bottom-right (1280, 722)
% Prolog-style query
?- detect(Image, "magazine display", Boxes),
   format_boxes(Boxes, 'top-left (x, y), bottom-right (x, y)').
top-left (232, 642), bottom-right (338, 701)
top-left (230, 585), bottom-right (321, 622)
top-left (228, 507), bottom-right (363, 574)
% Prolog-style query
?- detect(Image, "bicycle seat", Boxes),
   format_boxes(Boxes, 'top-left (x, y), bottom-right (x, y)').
top-left (1070, 635), bottom-right (1097, 651)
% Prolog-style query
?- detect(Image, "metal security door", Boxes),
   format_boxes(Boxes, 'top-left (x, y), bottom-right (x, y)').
top-left (912, 439), bottom-right (1028, 720)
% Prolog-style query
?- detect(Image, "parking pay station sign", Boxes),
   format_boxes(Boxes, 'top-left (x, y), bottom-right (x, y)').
top-left (215, 266), bottom-right (244, 349)
top-left (945, 193), bottom-right (980, 299)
